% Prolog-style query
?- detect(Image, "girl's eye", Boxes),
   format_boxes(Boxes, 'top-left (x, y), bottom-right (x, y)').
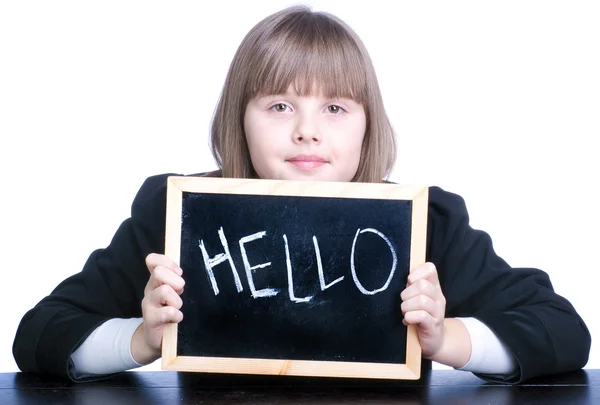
top-left (327, 105), bottom-right (344, 114)
top-left (271, 103), bottom-right (290, 113)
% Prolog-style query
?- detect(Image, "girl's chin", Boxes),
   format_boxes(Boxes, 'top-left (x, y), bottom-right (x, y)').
top-left (256, 164), bottom-right (351, 182)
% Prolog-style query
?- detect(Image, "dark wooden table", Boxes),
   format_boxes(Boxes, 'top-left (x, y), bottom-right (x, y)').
top-left (1, 369), bottom-right (597, 405)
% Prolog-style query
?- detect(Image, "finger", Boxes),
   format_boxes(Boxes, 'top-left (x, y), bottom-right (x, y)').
top-left (400, 278), bottom-right (439, 302)
top-left (144, 306), bottom-right (184, 327)
top-left (145, 284), bottom-right (184, 309)
top-left (145, 253), bottom-right (182, 276)
top-left (402, 309), bottom-right (435, 327)
top-left (401, 294), bottom-right (436, 315)
top-left (407, 262), bottom-right (439, 286)
top-left (401, 294), bottom-right (445, 320)
top-left (145, 265), bottom-right (185, 294)
top-left (402, 310), bottom-right (443, 340)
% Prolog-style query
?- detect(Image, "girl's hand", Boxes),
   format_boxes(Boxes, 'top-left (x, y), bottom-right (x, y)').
top-left (400, 262), bottom-right (446, 359)
top-left (131, 253), bottom-right (185, 364)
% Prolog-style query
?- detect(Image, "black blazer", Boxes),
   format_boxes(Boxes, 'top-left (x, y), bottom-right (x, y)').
top-left (13, 173), bottom-right (591, 382)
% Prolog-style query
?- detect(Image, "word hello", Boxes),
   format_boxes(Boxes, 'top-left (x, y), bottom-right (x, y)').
top-left (198, 227), bottom-right (398, 303)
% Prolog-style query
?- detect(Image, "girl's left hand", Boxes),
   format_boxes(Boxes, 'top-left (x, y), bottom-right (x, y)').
top-left (400, 262), bottom-right (447, 359)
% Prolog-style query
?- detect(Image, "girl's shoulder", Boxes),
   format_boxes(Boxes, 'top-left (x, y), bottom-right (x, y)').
top-left (133, 171), bottom-right (223, 201)
top-left (384, 182), bottom-right (476, 247)
top-left (383, 180), bottom-right (470, 220)
top-left (129, 171), bottom-right (222, 224)
top-left (427, 186), bottom-right (470, 220)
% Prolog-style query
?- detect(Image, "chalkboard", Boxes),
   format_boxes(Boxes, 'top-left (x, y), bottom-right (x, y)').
top-left (161, 177), bottom-right (428, 380)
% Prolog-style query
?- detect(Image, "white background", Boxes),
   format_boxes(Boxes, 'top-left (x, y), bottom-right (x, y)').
top-left (1, 1), bottom-right (598, 373)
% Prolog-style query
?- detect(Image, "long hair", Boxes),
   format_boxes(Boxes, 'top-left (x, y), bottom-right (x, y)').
top-left (210, 5), bottom-right (396, 182)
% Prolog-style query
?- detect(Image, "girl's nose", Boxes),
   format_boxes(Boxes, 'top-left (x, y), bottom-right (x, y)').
top-left (293, 114), bottom-right (322, 144)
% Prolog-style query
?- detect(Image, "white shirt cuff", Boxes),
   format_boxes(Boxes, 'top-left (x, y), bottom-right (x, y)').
top-left (70, 318), bottom-right (144, 378)
top-left (455, 317), bottom-right (518, 375)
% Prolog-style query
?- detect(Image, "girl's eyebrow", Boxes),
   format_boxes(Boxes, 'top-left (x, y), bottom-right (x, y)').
top-left (256, 92), bottom-right (287, 99)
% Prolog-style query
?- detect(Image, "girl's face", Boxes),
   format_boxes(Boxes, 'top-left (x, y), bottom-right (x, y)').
top-left (244, 85), bottom-right (366, 182)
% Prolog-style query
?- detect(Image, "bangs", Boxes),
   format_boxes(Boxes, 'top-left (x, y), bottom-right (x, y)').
top-left (245, 12), bottom-right (369, 103)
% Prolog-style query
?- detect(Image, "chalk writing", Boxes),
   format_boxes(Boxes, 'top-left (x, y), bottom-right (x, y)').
top-left (239, 231), bottom-right (279, 298)
top-left (199, 227), bottom-right (397, 301)
top-left (198, 226), bottom-right (243, 295)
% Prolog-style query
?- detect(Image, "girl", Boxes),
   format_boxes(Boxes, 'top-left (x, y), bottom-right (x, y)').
top-left (13, 5), bottom-right (590, 383)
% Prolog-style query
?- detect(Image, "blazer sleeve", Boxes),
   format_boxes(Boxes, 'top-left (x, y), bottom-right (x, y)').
top-left (12, 174), bottom-right (174, 379)
top-left (426, 186), bottom-right (591, 383)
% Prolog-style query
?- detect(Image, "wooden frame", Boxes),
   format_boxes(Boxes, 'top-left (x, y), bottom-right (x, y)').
top-left (161, 176), bottom-right (428, 380)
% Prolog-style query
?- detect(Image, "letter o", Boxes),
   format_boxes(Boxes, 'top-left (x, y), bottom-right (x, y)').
top-left (350, 228), bottom-right (398, 295)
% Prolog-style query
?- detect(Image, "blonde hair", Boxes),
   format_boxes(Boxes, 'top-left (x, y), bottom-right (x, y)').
top-left (210, 5), bottom-right (396, 182)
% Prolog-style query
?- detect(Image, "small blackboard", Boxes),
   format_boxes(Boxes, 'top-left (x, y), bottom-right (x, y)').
top-left (161, 177), bottom-right (428, 380)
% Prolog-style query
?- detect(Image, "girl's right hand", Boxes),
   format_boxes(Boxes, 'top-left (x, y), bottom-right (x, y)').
top-left (131, 253), bottom-right (185, 364)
